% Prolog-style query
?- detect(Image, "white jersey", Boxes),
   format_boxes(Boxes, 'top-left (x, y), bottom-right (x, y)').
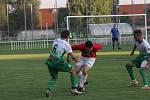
top-left (51, 38), bottom-right (72, 58)
top-left (135, 39), bottom-right (150, 55)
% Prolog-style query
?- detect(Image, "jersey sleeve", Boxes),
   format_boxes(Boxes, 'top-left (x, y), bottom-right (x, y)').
top-left (93, 43), bottom-right (103, 51)
top-left (71, 44), bottom-right (83, 50)
top-left (146, 44), bottom-right (150, 54)
top-left (65, 42), bottom-right (73, 53)
top-left (147, 47), bottom-right (150, 53)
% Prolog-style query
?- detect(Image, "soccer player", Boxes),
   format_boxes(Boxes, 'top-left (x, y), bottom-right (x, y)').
top-left (125, 30), bottom-right (150, 89)
top-left (45, 30), bottom-right (82, 97)
top-left (71, 40), bottom-right (103, 92)
top-left (110, 24), bottom-right (121, 50)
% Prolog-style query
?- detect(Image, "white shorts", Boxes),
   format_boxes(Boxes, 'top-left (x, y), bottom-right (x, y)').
top-left (75, 56), bottom-right (96, 70)
top-left (141, 60), bottom-right (148, 69)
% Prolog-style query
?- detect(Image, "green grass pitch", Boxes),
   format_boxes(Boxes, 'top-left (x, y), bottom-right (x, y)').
top-left (0, 52), bottom-right (150, 100)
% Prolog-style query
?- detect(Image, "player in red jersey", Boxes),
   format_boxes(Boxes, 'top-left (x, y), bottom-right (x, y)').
top-left (71, 40), bottom-right (103, 92)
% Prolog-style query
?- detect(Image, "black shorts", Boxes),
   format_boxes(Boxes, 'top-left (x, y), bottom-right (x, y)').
top-left (112, 38), bottom-right (118, 42)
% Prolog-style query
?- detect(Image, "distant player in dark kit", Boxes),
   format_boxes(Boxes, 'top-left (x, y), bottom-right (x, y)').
top-left (110, 24), bottom-right (121, 50)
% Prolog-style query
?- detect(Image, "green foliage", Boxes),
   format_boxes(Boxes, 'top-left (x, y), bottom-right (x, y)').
top-left (1, 0), bottom-right (40, 36)
top-left (67, 0), bottom-right (113, 36)
top-left (0, 0), bottom-right (7, 29)
top-left (68, 0), bottom-right (112, 18)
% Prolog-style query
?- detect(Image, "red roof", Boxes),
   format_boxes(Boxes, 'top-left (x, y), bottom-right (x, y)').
top-left (119, 4), bottom-right (145, 14)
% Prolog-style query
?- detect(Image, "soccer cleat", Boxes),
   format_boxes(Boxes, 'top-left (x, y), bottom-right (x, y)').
top-left (131, 80), bottom-right (138, 86)
top-left (71, 89), bottom-right (82, 95)
top-left (78, 87), bottom-right (85, 92)
top-left (141, 86), bottom-right (150, 90)
top-left (118, 47), bottom-right (121, 50)
top-left (84, 81), bottom-right (88, 86)
top-left (45, 89), bottom-right (50, 97)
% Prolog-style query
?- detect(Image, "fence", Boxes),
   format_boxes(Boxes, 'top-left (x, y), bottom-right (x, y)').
top-left (10, 40), bottom-right (52, 50)
top-left (0, 36), bottom-right (134, 50)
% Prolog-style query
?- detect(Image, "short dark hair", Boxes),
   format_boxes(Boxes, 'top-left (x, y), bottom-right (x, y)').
top-left (133, 30), bottom-right (142, 35)
top-left (61, 30), bottom-right (70, 38)
top-left (85, 40), bottom-right (93, 48)
top-left (113, 24), bottom-right (116, 27)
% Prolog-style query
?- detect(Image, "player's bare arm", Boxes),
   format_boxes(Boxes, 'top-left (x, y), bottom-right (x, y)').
top-left (68, 52), bottom-right (78, 62)
top-left (147, 54), bottom-right (150, 65)
top-left (130, 45), bottom-right (136, 56)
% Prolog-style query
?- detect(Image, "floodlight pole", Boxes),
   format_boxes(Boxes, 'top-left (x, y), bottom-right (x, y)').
top-left (54, 0), bottom-right (58, 36)
top-left (144, 0), bottom-right (148, 41)
top-left (24, 0), bottom-right (27, 40)
top-left (144, 0), bottom-right (147, 14)
top-left (6, 4), bottom-right (9, 39)
top-left (145, 14), bottom-right (148, 41)
top-left (131, 0), bottom-right (135, 30)
top-left (30, 4), bottom-right (34, 40)
top-left (85, 0), bottom-right (88, 38)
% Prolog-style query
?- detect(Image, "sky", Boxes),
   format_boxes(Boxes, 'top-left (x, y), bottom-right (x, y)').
top-left (39, 0), bottom-right (150, 9)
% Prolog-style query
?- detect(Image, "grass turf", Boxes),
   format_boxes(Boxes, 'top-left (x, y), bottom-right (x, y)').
top-left (0, 54), bottom-right (150, 100)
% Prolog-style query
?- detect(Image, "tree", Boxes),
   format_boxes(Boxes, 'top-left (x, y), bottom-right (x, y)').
top-left (67, 0), bottom-right (113, 36)
top-left (0, 0), bottom-right (7, 30)
top-left (5, 0), bottom-right (40, 36)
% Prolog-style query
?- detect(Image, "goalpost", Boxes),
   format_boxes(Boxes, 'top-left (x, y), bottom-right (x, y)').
top-left (66, 14), bottom-right (148, 45)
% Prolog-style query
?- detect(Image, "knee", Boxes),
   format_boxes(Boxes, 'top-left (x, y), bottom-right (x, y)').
top-left (126, 63), bottom-right (135, 68)
top-left (51, 77), bottom-right (57, 81)
top-left (70, 67), bottom-right (77, 74)
top-left (126, 63), bottom-right (130, 67)
top-left (82, 71), bottom-right (87, 76)
top-left (82, 69), bottom-right (88, 76)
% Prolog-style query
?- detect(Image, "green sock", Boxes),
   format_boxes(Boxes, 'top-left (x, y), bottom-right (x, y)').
top-left (126, 64), bottom-right (135, 80)
top-left (70, 74), bottom-right (77, 88)
top-left (139, 68), bottom-right (148, 86)
top-left (48, 80), bottom-right (56, 91)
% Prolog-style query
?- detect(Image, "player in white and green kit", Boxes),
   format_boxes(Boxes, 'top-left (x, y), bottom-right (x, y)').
top-left (45, 30), bottom-right (82, 97)
top-left (125, 30), bottom-right (150, 89)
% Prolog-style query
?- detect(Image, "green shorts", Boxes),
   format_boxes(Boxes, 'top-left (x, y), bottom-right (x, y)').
top-left (45, 58), bottom-right (72, 72)
top-left (131, 55), bottom-right (148, 68)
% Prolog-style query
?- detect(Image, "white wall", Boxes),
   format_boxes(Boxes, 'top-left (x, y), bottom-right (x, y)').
top-left (17, 29), bottom-right (55, 40)
top-left (39, 0), bottom-right (67, 9)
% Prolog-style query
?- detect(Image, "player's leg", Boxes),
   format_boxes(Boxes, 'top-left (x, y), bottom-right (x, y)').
top-left (70, 57), bottom-right (84, 94)
top-left (125, 61), bottom-right (138, 86)
top-left (139, 60), bottom-right (150, 89)
top-left (78, 58), bottom-right (95, 92)
top-left (116, 38), bottom-right (121, 49)
top-left (112, 38), bottom-right (115, 50)
top-left (74, 57), bottom-right (84, 79)
top-left (61, 61), bottom-right (82, 94)
top-left (125, 55), bottom-right (144, 86)
top-left (46, 66), bottom-right (58, 97)
top-left (74, 57), bottom-right (86, 87)
top-left (78, 71), bottom-right (88, 86)
top-left (70, 67), bottom-right (82, 94)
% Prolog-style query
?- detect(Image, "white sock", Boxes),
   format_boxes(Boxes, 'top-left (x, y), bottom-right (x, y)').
top-left (78, 72), bottom-right (88, 88)
top-left (76, 71), bottom-right (82, 87)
